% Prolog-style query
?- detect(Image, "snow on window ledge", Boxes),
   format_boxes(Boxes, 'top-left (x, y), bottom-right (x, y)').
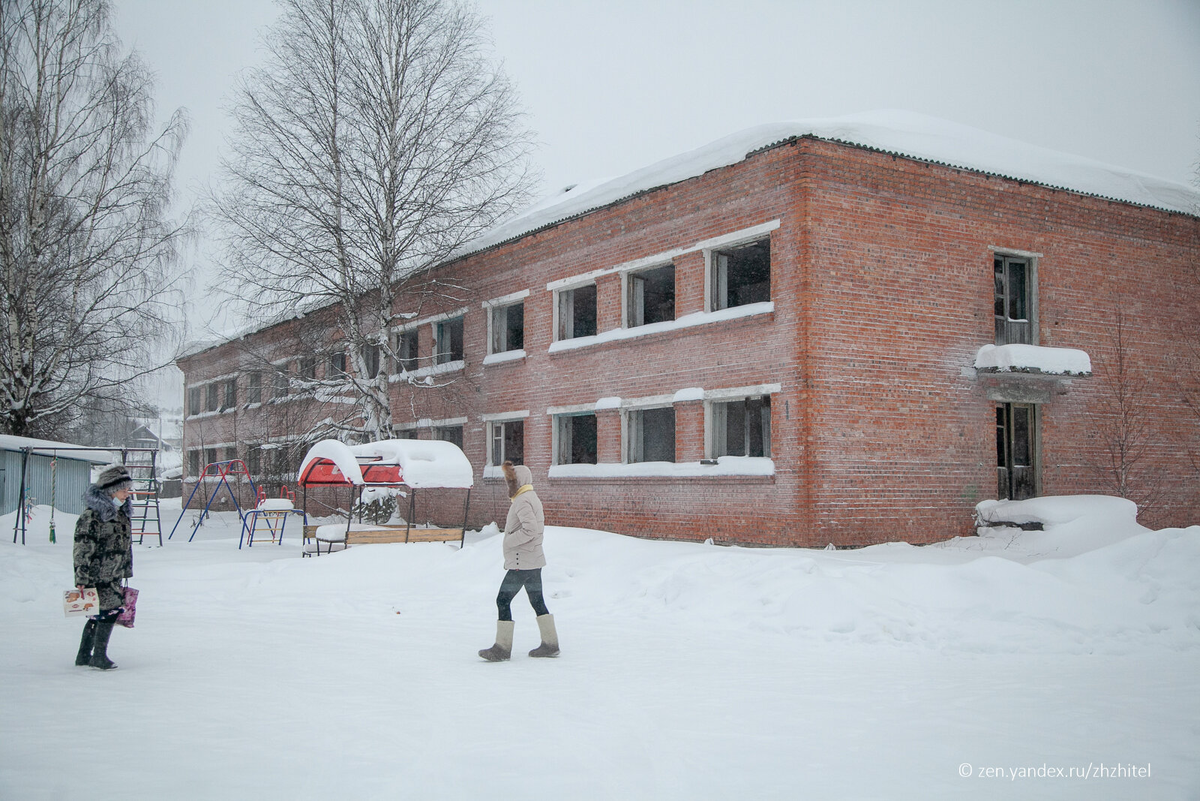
top-left (974, 344), bottom-right (1092, 376)
top-left (548, 302), bottom-right (774, 354)
top-left (390, 360), bottom-right (466, 382)
top-left (483, 349), bottom-right (526, 366)
top-left (549, 457), bottom-right (775, 479)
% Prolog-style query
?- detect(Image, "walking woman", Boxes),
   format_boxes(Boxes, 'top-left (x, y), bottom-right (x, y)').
top-left (479, 462), bottom-right (560, 661)
top-left (73, 465), bottom-right (135, 670)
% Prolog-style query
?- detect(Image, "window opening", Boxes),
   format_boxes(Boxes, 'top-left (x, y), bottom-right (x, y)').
top-left (435, 317), bottom-right (465, 364)
top-left (712, 239), bottom-right (771, 310)
top-left (491, 303), bottom-right (525, 353)
top-left (328, 351), bottom-right (347, 377)
top-left (247, 372), bottom-right (262, 404)
top-left (628, 264), bottom-right (675, 327)
top-left (223, 378), bottom-right (237, 410)
top-left (712, 396), bottom-right (771, 457)
top-left (490, 419), bottom-right (525, 465)
top-left (435, 424), bottom-right (464, 449)
top-left (272, 366), bottom-right (289, 399)
top-left (205, 383), bottom-right (219, 412)
top-left (628, 407), bottom-right (675, 463)
top-left (299, 356), bottom-right (317, 381)
top-left (558, 284), bottom-right (598, 340)
top-left (396, 329), bottom-right (419, 372)
top-left (556, 413), bottom-right (598, 465)
top-left (994, 256), bottom-right (1032, 345)
top-left (187, 386), bottom-right (202, 416)
top-left (361, 344), bottom-right (381, 378)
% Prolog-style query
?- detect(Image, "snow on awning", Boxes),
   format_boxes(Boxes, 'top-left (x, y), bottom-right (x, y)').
top-left (974, 344), bottom-right (1092, 376)
top-left (297, 439), bottom-right (474, 489)
top-left (0, 435), bottom-right (115, 464)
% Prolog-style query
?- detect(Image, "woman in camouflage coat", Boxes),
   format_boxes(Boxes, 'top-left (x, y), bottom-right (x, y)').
top-left (73, 465), bottom-right (135, 670)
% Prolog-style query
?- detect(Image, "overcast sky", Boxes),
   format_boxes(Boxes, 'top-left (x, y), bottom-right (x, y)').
top-left (112, 0), bottom-right (1200, 337)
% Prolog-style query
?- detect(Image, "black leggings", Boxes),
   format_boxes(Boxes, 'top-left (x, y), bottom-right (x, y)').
top-left (496, 568), bottom-right (549, 621)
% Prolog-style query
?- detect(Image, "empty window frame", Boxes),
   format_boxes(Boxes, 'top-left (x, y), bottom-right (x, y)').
top-left (994, 255), bottom-right (1033, 345)
top-left (247, 372), bottom-right (262, 404)
top-left (490, 302), bottom-right (525, 354)
top-left (627, 264), bottom-right (675, 327)
top-left (997, 403), bottom-right (1037, 500)
top-left (246, 445), bottom-right (261, 476)
top-left (187, 386), bottom-right (202, 416)
top-left (489, 419), bottom-right (525, 466)
top-left (360, 344), bottom-right (381, 379)
top-left (394, 426), bottom-right (419, 440)
top-left (555, 413), bottom-right (598, 465)
top-left (223, 378), bottom-right (237, 410)
top-left (272, 365), bottom-right (290, 399)
top-left (204, 447), bottom-right (219, 467)
top-left (187, 449), bottom-right (201, 476)
top-left (328, 351), bottom-right (347, 377)
top-left (396, 329), bottom-right (419, 372)
top-left (434, 424), bottom-right (464, 449)
top-left (710, 396), bottom-right (771, 458)
top-left (627, 407), bottom-right (676, 463)
top-left (435, 316), bottom-right (465, 365)
top-left (711, 239), bottom-right (771, 310)
top-left (557, 283), bottom-right (598, 340)
top-left (205, 383), bottom-right (220, 412)
top-left (299, 356), bottom-right (317, 382)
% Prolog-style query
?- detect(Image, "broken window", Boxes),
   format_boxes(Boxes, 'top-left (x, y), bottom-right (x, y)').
top-left (246, 446), bottom-right (261, 476)
top-left (187, 386), bottom-right (202, 416)
top-left (711, 239), bottom-right (771, 310)
top-left (711, 396), bottom-right (771, 458)
top-left (299, 356), bottom-right (317, 381)
top-left (394, 426), bottom-right (419, 440)
top-left (223, 378), bottom-right (237, 410)
top-left (204, 447), bottom-right (219, 467)
top-left (491, 302), bottom-right (525, 353)
top-left (627, 407), bottom-right (675, 463)
top-left (435, 424), bottom-right (464, 449)
top-left (627, 264), bottom-right (675, 327)
top-left (996, 403), bottom-right (1036, 500)
top-left (361, 344), bottom-right (381, 378)
top-left (206, 383), bottom-right (219, 412)
top-left (489, 419), bottom-right (524, 465)
top-left (435, 316), bottom-right (464, 365)
top-left (557, 284), bottom-right (597, 340)
top-left (994, 256), bottom-right (1032, 345)
top-left (247, 372), bottom-right (262, 404)
top-left (556, 413), bottom-right (598, 465)
top-left (188, 449), bottom-right (201, 476)
top-left (396, 329), bottom-right (419, 372)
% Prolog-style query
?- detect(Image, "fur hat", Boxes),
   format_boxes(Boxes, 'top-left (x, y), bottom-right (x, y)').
top-left (95, 465), bottom-right (134, 493)
top-left (502, 461), bottom-right (520, 498)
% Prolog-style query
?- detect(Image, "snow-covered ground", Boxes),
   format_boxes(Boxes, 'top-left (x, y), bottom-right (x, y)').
top-left (2, 496), bottom-right (1198, 800)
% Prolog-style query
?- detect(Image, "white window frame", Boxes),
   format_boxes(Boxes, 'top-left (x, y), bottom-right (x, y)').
top-left (552, 281), bottom-right (599, 342)
top-left (623, 405), bottom-right (676, 464)
top-left (552, 411), bottom-right (599, 466)
top-left (482, 410), bottom-right (530, 467)
top-left (622, 262), bottom-right (675, 329)
top-left (704, 235), bottom-right (772, 312)
top-left (483, 290), bottom-right (529, 356)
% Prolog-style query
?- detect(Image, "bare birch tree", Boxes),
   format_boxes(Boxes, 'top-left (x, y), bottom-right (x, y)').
top-left (214, 0), bottom-right (536, 442)
top-left (0, 0), bottom-right (188, 437)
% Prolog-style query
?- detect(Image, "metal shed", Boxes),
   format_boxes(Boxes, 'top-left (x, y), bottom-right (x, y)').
top-left (0, 436), bottom-right (115, 517)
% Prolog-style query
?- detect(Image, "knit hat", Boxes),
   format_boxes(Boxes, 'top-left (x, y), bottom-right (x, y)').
top-left (95, 465), bottom-right (134, 493)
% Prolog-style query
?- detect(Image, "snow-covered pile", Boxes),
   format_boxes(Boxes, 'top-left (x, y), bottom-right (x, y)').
top-left (2, 496), bottom-right (1197, 799)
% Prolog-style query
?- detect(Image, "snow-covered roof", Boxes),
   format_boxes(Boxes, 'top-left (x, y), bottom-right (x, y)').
top-left (975, 344), bottom-right (1092, 376)
top-left (297, 439), bottom-right (474, 489)
top-left (459, 110), bottom-right (1200, 257)
top-left (0, 435), bottom-right (114, 464)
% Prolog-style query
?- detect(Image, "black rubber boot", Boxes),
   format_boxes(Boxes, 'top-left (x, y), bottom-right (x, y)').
top-left (89, 615), bottom-right (118, 671)
top-left (75, 619), bottom-right (97, 666)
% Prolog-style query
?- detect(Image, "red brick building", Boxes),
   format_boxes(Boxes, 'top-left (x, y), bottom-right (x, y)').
top-left (178, 113), bottom-right (1200, 546)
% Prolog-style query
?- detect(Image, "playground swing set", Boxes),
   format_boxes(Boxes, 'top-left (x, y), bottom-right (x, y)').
top-left (168, 458), bottom-right (307, 549)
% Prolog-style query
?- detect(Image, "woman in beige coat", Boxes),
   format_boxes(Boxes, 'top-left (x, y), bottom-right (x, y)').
top-left (479, 462), bottom-right (560, 661)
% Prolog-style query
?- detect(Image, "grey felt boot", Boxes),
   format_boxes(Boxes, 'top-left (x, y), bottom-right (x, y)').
top-left (528, 614), bottom-right (560, 658)
top-left (478, 620), bottom-right (515, 662)
top-left (75, 618), bottom-right (97, 666)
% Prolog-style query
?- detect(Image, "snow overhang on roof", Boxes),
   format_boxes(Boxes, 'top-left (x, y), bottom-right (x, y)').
top-left (456, 110), bottom-right (1200, 260)
top-left (297, 439), bottom-right (474, 489)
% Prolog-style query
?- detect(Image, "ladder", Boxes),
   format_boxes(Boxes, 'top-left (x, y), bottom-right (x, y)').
top-left (122, 448), bottom-right (163, 547)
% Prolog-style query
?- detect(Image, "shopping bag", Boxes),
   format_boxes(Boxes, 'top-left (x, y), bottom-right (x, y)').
top-left (116, 587), bottom-right (139, 628)
top-left (64, 587), bottom-right (99, 617)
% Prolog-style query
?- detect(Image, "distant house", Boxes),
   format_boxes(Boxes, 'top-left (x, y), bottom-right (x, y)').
top-left (176, 111), bottom-right (1200, 547)
top-left (0, 436), bottom-right (114, 516)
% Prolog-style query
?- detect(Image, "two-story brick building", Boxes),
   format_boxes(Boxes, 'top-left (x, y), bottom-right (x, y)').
top-left (178, 111), bottom-right (1200, 547)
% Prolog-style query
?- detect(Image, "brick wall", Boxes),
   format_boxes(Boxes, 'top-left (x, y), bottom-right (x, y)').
top-left (178, 136), bottom-right (1200, 547)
